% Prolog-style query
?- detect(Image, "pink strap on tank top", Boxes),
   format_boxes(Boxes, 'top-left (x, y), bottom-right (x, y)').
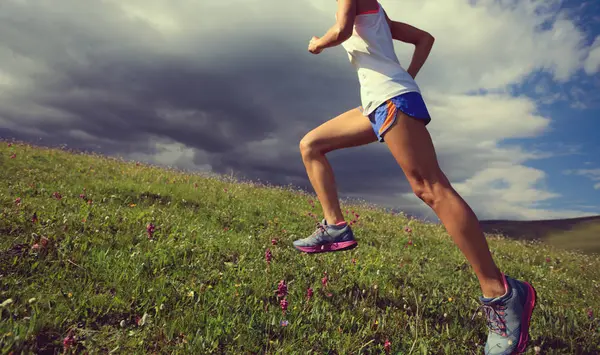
top-left (357, 3), bottom-right (380, 15)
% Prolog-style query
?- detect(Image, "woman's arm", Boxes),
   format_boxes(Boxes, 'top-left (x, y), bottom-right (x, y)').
top-left (383, 10), bottom-right (435, 79)
top-left (309, 0), bottom-right (356, 54)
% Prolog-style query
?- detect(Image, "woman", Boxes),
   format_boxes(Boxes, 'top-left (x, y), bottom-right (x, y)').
top-left (292, 0), bottom-right (536, 354)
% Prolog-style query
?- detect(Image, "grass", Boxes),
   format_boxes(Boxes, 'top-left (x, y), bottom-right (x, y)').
top-left (1, 141), bottom-right (599, 354)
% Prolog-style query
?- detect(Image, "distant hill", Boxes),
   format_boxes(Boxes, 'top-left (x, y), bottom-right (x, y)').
top-left (480, 215), bottom-right (600, 254)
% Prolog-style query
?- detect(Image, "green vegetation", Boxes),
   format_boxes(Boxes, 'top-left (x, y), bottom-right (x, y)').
top-left (1, 141), bottom-right (599, 354)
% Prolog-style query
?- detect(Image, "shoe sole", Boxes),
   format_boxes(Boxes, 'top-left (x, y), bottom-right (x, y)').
top-left (515, 281), bottom-right (537, 354)
top-left (294, 240), bottom-right (358, 254)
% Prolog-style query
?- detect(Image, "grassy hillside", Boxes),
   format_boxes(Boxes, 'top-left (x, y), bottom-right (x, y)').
top-left (1, 141), bottom-right (599, 354)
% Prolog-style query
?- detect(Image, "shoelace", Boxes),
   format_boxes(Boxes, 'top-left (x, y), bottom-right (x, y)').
top-left (472, 303), bottom-right (508, 337)
top-left (306, 221), bottom-right (328, 240)
top-left (312, 222), bottom-right (326, 235)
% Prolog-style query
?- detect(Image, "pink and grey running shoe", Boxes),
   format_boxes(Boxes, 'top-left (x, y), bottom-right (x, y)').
top-left (474, 274), bottom-right (537, 354)
top-left (293, 219), bottom-right (357, 253)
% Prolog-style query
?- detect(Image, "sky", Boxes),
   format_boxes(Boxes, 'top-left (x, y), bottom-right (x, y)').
top-left (0, 0), bottom-right (599, 221)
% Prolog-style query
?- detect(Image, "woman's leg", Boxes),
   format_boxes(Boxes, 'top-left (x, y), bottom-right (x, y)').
top-left (299, 107), bottom-right (378, 225)
top-left (381, 110), bottom-right (505, 298)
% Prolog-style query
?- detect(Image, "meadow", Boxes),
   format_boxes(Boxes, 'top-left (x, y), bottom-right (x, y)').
top-left (1, 141), bottom-right (599, 354)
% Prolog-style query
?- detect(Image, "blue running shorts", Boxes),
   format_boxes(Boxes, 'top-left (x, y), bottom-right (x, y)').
top-left (367, 91), bottom-right (431, 142)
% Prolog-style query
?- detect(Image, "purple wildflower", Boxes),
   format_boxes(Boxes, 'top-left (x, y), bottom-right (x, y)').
top-left (146, 223), bottom-right (156, 239)
top-left (306, 287), bottom-right (313, 300)
top-left (276, 280), bottom-right (288, 298)
top-left (265, 248), bottom-right (272, 264)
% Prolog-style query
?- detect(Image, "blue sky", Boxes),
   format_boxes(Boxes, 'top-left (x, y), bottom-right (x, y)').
top-left (510, 97), bottom-right (600, 214)
top-left (504, 0), bottom-right (600, 217)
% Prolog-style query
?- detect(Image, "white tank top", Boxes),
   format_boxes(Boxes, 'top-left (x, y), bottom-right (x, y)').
top-left (340, 2), bottom-right (421, 116)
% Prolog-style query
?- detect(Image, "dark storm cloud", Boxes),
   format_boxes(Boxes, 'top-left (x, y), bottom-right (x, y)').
top-left (0, 0), bottom-right (342, 150)
top-left (0, 0), bottom-right (422, 212)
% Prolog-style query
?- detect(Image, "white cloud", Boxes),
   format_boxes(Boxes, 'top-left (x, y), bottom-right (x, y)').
top-left (0, 69), bottom-right (13, 87)
top-left (565, 168), bottom-right (600, 190)
top-left (584, 36), bottom-right (600, 74)
top-left (125, 140), bottom-right (211, 172)
top-left (374, 0), bottom-right (589, 92)
top-left (427, 92), bottom-right (550, 141)
top-left (397, 164), bottom-right (596, 221)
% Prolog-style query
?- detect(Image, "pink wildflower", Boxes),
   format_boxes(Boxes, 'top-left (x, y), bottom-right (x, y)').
top-left (321, 272), bottom-right (328, 288)
top-left (404, 227), bottom-right (412, 233)
top-left (265, 248), bottom-right (272, 264)
top-left (384, 339), bottom-right (391, 353)
top-left (271, 238), bottom-right (278, 245)
top-left (31, 243), bottom-right (40, 250)
top-left (7, 143), bottom-right (12, 147)
top-left (63, 334), bottom-right (75, 350)
top-left (545, 257), bottom-right (551, 263)
top-left (146, 223), bottom-right (156, 239)
top-left (276, 280), bottom-right (288, 298)
top-left (588, 309), bottom-right (594, 320)
top-left (306, 287), bottom-right (313, 300)
top-left (280, 298), bottom-right (288, 313)
top-left (407, 240), bottom-right (413, 246)
top-left (52, 192), bottom-right (62, 200)
top-left (10, 154), bottom-right (16, 159)
top-left (14, 197), bottom-right (21, 205)
top-left (79, 194), bottom-right (86, 199)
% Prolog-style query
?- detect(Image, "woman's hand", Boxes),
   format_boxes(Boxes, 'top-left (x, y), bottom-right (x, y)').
top-left (308, 36), bottom-right (323, 54)
top-left (309, 0), bottom-right (355, 53)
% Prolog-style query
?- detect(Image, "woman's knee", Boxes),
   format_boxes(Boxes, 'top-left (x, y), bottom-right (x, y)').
top-left (299, 133), bottom-right (321, 158)
top-left (409, 172), bottom-right (452, 207)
